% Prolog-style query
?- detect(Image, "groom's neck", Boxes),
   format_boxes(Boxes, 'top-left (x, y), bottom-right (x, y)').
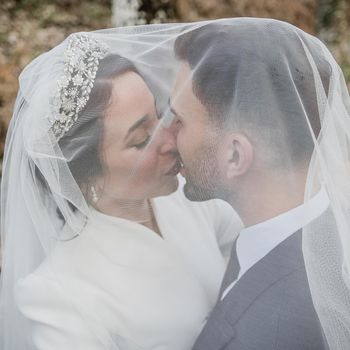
top-left (229, 169), bottom-right (308, 228)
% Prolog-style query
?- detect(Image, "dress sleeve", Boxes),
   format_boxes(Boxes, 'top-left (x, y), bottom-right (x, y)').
top-left (15, 273), bottom-right (110, 350)
top-left (209, 199), bottom-right (243, 262)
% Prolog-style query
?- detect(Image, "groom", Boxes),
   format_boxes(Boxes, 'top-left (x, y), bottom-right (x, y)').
top-left (169, 20), bottom-right (330, 349)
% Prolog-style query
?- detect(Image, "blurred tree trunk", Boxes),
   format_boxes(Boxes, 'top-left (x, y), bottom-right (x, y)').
top-left (112, 0), bottom-right (142, 26)
top-left (174, 0), bottom-right (317, 34)
top-left (317, 0), bottom-right (350, 86)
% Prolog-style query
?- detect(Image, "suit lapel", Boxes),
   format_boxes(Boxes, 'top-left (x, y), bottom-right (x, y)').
top-left (192, 308), bottom-right (237, 350)
top-left (220, 230), bottom-right (305, 327)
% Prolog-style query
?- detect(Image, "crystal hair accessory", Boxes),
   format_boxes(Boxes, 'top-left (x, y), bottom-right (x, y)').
top-left (49, 33), bottom-right (109, 140)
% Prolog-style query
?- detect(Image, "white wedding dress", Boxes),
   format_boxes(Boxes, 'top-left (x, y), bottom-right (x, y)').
top-left (15, 181), bottom-right (241, 350)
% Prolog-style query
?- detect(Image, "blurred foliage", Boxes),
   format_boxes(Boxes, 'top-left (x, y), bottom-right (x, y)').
top-left (2, 0), bottom-right (111, 17)
top-left (0, 0), bottom-right (112, 157)
top-left (0, 0), bottom-right (349, 161)
top-left (1, 0), bottom-right (112, 27)
top-left (318, 0), bottom-right (350, 85)
top-left (318, 0), bottom-right (341, 28)
top-left (139, 0), bottom-right (178, 23)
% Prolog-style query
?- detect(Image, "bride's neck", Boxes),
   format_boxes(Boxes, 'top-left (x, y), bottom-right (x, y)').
top-left (93, 195), bottom-right (151, 224)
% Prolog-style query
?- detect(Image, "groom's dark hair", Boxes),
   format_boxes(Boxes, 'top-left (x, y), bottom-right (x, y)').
top-left (174, 21), bottom-right (331, 167)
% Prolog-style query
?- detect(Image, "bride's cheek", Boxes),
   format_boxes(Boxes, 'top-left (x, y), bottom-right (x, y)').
top-left (135, 155), bottom-right (156, 177)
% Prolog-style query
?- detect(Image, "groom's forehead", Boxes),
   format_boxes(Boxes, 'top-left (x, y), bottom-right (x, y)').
top-left (170, 82), bottom-right (209, 128)
top-left (170, 63), bottom-right (196, 108)
top-left (173, 62), bottom-right (193, 91)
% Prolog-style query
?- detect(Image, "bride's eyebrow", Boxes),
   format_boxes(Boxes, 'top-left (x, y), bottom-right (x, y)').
top-left (125, 115), bottom-right (149, 139)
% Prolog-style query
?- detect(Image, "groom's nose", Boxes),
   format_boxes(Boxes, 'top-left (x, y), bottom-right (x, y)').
top-left (167, 116), bottom-right (180, 137)
top-left (155, 124), bottom-right (178, 156)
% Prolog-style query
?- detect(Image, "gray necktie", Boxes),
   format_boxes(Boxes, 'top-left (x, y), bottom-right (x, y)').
top-left (219, 238), bottom-right (241, 298)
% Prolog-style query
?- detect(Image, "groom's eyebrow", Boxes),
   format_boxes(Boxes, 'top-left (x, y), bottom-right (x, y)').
top-left (167, 98), bottom-right (182, 119)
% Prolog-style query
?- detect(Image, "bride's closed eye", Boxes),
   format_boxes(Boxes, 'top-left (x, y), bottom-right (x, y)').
top-left (133, 135), bottom-right (151, 149)
top-left (130, 118), bottom-right (158, 150)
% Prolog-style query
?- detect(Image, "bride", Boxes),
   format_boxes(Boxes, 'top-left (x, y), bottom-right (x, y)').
top-left (0, 33), bottom-right (241, 349)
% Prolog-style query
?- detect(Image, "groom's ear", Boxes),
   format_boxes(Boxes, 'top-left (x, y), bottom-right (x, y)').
top-left (223, 133), bottom-right (254, 179)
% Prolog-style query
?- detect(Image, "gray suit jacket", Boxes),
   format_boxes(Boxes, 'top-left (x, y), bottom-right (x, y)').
top-left (193, 230), bottom-right (328, 350)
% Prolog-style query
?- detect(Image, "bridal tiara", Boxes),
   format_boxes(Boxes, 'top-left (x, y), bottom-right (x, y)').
top-left (49, 33), bottom-right (109, 140)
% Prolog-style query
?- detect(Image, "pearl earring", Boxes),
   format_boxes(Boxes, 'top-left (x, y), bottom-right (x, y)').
top-left (90, 185), bottom-right (99, 203)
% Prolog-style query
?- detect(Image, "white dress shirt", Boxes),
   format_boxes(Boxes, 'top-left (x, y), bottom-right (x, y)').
top-left (221, 187), bottom-right (330, 300)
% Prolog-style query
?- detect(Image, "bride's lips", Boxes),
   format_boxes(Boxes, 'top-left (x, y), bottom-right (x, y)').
top-left (165, 159), bottom-right (182, 176)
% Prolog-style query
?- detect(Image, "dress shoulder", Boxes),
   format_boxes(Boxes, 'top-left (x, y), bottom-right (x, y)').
top-left (16, 271), bottom-right (111, 350)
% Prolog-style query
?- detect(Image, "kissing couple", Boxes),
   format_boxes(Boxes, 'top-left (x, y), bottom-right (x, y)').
top-left (1, 18), bottom-right (350, 350)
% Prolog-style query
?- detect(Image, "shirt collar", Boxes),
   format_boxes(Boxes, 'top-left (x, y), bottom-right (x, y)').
top-left (236, 187), bottom-right (330, 282)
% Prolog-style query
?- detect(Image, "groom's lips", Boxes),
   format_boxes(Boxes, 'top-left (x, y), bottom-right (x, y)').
top-left (179, 162), bottom-right (186, 177)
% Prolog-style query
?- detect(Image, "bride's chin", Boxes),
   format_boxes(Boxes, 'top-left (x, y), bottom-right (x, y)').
top-left (155, 176), bottom-right (179, 197)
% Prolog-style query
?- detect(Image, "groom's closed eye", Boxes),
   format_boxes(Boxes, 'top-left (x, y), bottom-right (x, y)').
top-left (167, 100), bottom-right (184, 126)
top-left (171, 110), bottom-right (183, 129)
top-left (173, 115), bottom-right (183, 128)
top-left (158, 104), bottom-right (182, 130)
top-left (164, 107), bottom-right (182, 131)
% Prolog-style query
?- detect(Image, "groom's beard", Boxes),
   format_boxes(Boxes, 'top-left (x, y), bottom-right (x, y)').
top-left (182, 144), bottom-right (226, 202)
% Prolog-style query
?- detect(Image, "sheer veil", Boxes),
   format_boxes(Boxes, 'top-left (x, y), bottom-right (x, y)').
top-left (0, 18), bottom-right (350, 349)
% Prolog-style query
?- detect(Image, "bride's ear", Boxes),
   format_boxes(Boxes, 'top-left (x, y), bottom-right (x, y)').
top-left (223, 133), bottom-right (254, 180)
